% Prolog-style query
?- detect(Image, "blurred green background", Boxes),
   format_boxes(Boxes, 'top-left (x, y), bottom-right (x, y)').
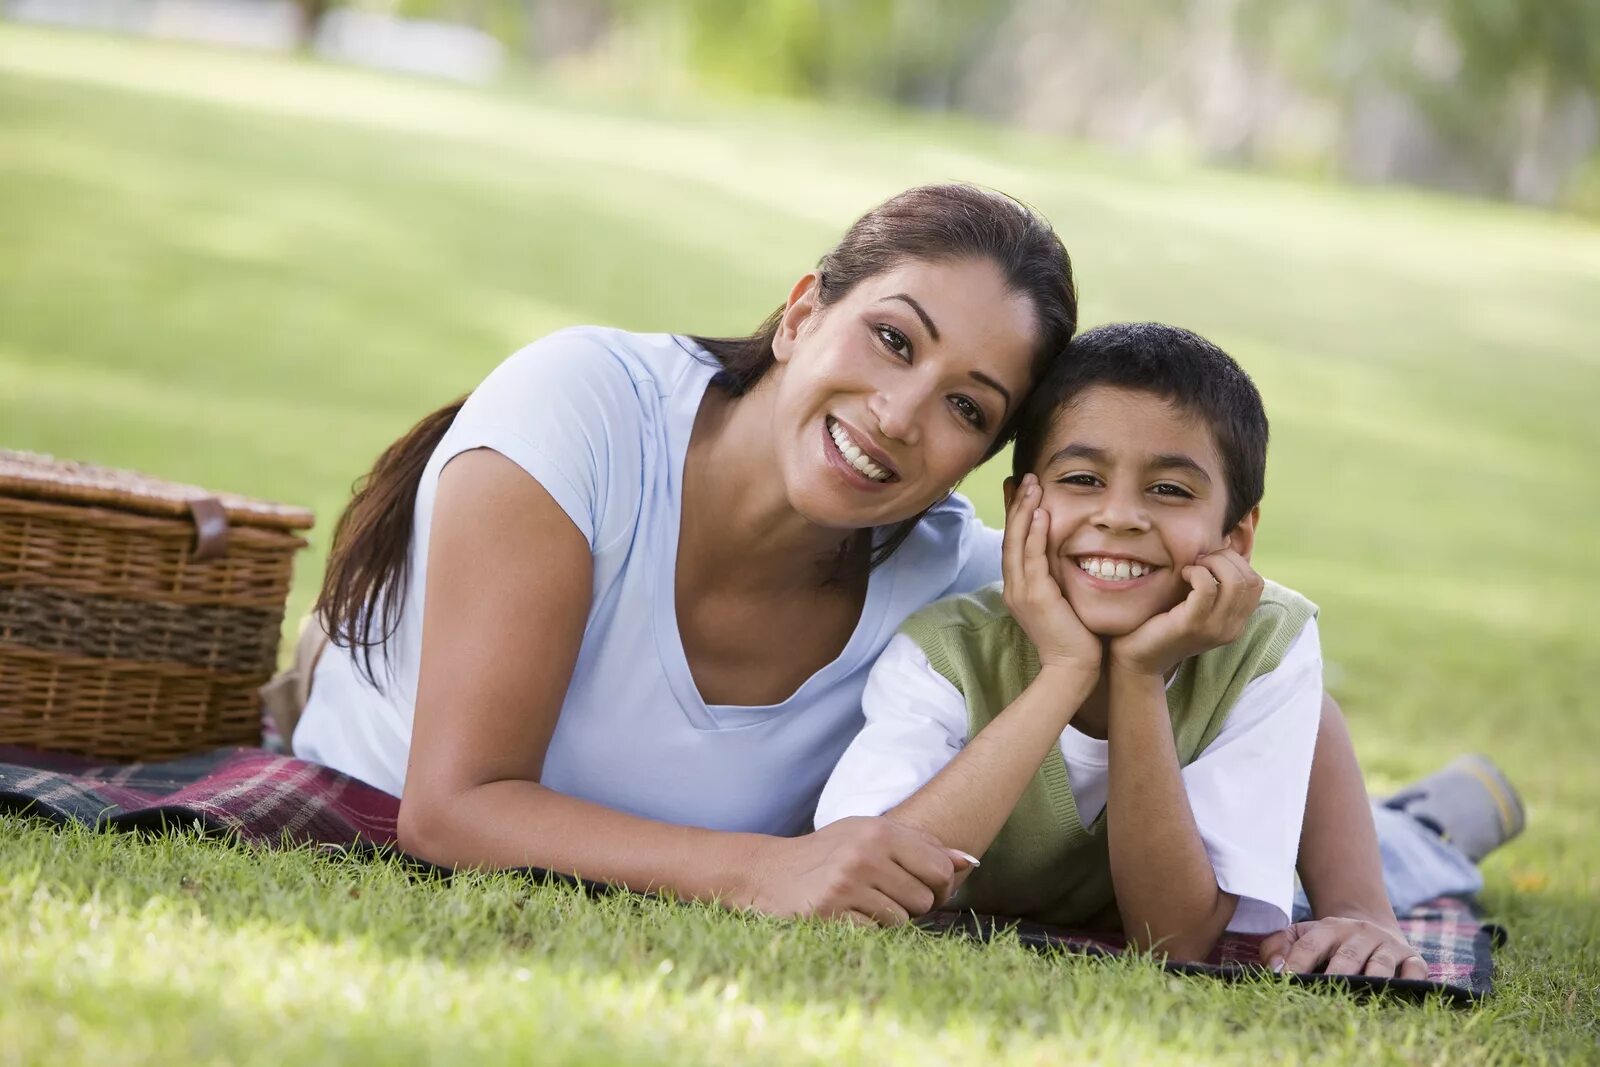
top-left (2, 15), bottom-right (1599, 1062)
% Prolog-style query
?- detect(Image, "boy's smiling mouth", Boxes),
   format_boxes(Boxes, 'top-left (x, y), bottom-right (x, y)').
top-left (1072, 555), bottom-right (1161, 583)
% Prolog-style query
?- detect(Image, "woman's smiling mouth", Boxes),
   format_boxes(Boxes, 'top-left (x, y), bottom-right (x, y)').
top-left (825, 416), bottom-right (897, 483)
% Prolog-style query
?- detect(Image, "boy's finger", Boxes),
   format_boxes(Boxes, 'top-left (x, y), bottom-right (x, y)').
top-left (1323, 930), bottom-right (1382, 975)
top-left (1283, 923), bottom-right (1339, 973)
top-left (1178, 564), bottom-right (1221, 620)
top-left (1259, 928), bottom-right (1293, 972)
top-left (1023, 508), bottom-right (1052, 587)
top-left (1001, 477), bottom-right (1035, 586)
top-left (1196, 551), bottom-right (1254, 630)
top-left (1398, 954), bottom-right (1430, 981)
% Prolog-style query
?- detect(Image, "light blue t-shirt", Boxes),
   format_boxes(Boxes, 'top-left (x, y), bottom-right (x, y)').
top-left (293, 326), bottom-right (1002, 836)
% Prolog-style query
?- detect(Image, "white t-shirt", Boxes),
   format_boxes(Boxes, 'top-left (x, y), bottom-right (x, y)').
top-left (292, 326), bottom-right (1002, 836)
top-left (813, 620), bottom-right (1324, 932)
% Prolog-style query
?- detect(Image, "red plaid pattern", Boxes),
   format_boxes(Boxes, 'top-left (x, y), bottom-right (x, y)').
top-left (0, 744), bottom-right (1499, 1001)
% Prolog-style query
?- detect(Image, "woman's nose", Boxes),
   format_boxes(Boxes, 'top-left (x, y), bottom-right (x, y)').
top-left (867, 385), bottom-right (923, 446)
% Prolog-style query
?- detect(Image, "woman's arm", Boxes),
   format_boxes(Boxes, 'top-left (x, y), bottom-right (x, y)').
top-left (398, 449), bottom-right (961, 923)
top-left (1257, 695), bottom-right (1429, 979)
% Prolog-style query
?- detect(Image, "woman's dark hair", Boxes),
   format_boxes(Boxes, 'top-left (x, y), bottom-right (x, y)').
top-left (318, 183), bottom-right (1076, 684)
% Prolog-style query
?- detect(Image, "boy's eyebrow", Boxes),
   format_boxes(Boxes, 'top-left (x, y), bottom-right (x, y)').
top-left (1045, 443), bottom-right (1110, 467)
top-left (881, 293), bottom-right (940, 341)
top-left (1045, 443), bottom-right (1214, 485)
top-left (1149, 452), bottom-right (1213, 484)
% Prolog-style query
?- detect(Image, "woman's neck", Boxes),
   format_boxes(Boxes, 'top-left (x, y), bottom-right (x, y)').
top-left (680, 379), bottom-right (864, 592)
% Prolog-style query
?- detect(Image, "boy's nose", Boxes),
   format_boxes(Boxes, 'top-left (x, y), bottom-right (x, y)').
top-left (1092, 491), bottom-right (1150, 533)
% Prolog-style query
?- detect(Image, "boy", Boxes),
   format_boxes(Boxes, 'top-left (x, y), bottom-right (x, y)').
top-left (816, 322), bottom-right (1319, 960)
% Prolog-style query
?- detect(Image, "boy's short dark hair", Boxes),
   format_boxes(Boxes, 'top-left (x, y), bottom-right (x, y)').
top-left (1011, 323), bottom-right (1268, 530)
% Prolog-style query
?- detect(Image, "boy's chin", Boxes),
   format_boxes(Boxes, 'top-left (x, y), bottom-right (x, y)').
top-left (1070, 605), bottom-right (1150, 639)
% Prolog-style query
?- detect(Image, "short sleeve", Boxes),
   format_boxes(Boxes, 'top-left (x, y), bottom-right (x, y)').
top-left (1182, 619), bottom-right (1324, 933)
top-left (435, 328), bottom-right (648, 550)
top-left (814, 634), bottom-right (969, 830)
top-left (952, 512), bottom-right (1003, 594)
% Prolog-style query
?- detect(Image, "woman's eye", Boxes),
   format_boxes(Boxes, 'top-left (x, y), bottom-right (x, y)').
top-left (875, 324), bottom-right (910, 359)
top-left (1059, 473), bottom-right (1100, 487)
top-left (1151, 483), bottom-right (1194, 499)
top-left (949, 395), bottom-right (986, 430)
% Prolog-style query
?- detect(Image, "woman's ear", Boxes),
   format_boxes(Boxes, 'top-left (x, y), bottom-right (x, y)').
top-left (771, 272), bottom-right (821, 365)
top-left (1224, 506), bottom-right (1260, 561)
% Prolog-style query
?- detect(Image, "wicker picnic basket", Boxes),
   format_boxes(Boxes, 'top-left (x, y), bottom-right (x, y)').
top-left (0, 450), bottom-right (314, 760)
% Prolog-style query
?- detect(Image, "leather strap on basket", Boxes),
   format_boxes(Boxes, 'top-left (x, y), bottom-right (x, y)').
top-left (187, 496), bottom-right (230, 561)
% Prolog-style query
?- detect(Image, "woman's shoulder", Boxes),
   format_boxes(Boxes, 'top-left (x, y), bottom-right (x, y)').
top-left (888, 491), bottom-right (1003, 597)
top-left (483, 326), bottom-right (712, 403)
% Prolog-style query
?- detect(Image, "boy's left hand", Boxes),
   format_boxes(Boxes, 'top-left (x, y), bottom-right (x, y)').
top-left (1108, 548), bottom-right (1263, 678)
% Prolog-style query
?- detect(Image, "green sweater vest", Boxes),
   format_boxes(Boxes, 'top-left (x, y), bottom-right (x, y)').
top-left (899, 579), bottom-right (1316, 928)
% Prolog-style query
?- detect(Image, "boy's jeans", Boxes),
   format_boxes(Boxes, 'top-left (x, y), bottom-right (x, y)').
top-left (1290, 802), bottom-right (1484, 922)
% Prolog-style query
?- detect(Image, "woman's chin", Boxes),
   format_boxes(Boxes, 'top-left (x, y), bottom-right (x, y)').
top-left (787, 477), bottom-right (938, 532)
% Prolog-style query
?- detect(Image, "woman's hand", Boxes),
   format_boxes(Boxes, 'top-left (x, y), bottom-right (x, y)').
top-left (1108, 548), bottom-right (1263, 678)
top-left (1003, 474), bottom-right (1101, 676)
top-left (1259, 916), bottom-right (1429, 979)
top-left (740, 817), bottom-right (973, 925)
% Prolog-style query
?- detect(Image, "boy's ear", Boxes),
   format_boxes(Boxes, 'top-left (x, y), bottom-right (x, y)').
top-left (771, 272), bottom-right (821, 365)
top-left (1224, 506), bottom-right (1260, 561)
top-left (1002, 476), bottom-right (1018, 512)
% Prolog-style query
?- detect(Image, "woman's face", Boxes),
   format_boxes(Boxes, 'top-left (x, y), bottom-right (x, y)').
top-left (769, 257), bottom-right (1039, 531)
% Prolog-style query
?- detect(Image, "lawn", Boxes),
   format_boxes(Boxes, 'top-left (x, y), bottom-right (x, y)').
top-left (2, 22), bottom-right (1598, 1065)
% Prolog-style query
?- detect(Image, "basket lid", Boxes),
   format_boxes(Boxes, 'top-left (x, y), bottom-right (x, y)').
top-left (0, 450), bottom-right (315, 531)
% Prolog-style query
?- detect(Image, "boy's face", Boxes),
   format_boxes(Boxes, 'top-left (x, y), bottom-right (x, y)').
top-left (1005, 385), bottom-right (1258, 637)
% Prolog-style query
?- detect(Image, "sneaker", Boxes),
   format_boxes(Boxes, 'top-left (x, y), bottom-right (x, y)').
top-left (1381, 754), bottom-right (1526, 863)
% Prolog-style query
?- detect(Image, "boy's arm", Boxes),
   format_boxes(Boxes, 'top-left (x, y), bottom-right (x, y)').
top-left (1099, 548), bottom-right (1278, 959)
top-left (882, 476), bottom-right (1102, 862)
top-left (813, 635), bottom-right (975, 834)
top-left (886, 663), bottom-right (1097, 859)
top-left (1257, 696), bottom-right (1429, 979)
top-left (1298, 694), bottom-right (1392, 920)
top-left (1103, 666), bottom-right (1238, 958)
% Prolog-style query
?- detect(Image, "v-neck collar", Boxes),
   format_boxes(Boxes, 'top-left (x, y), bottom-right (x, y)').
top-left (652, 339), bottom-right (899, 730)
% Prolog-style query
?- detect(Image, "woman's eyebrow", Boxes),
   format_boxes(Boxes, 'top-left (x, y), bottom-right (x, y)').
top-left (969, 371), bottom-right (1012, 413)
top-left (880, 293), bottom-right (940, 340)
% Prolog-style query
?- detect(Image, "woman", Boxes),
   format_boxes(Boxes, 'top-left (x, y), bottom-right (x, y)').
top-left (291, 184), bottom-right (1455, 971)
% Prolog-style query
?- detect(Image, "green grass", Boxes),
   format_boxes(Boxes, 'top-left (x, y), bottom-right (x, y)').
top-left (1, 23), bottom-right (1598, 1065)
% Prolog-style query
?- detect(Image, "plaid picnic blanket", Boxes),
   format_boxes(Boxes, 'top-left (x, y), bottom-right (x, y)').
top-left (0, 744), bottom-right (1502, 1001)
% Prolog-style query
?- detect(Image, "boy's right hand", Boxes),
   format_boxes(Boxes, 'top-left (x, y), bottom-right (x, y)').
top-left (1003, 474), bottom-right (1101, 676)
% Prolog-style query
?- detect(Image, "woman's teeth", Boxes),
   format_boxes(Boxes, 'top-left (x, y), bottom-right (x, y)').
top-left (827, 418), bottom-right (891, 482)
top-left (1077, 557), bottom-right (1151, 581)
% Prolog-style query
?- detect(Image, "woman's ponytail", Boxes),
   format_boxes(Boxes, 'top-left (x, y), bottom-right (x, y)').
top-left (315, 397), bottom-right (465, 687)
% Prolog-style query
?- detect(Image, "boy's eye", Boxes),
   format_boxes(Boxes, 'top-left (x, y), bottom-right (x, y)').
top-left (875, 324), bottom-right (910, 359)
top-left (949, 395), bottom-right (986, 430)
top-left (1150, 482), bottom-right (1194, 499)
top-left (1058, 473), bottom-right (1101, 488)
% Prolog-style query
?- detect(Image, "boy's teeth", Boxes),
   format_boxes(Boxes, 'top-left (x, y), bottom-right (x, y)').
top-left (1077, 557), bottom-right (1151, 582)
